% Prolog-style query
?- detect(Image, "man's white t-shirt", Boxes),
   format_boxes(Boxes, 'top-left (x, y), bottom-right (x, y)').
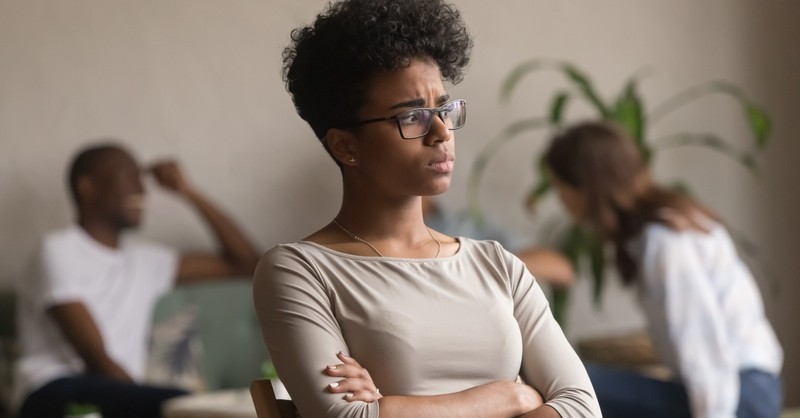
top-left (12, 225), bottom-right (178, 409)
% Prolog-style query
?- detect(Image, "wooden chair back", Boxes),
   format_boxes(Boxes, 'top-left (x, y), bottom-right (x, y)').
top-left (249, 379), bottom-right (299, 418)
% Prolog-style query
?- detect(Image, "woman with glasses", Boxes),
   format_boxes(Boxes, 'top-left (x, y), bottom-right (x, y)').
top-left (252, 0), bottom-right (600, 417)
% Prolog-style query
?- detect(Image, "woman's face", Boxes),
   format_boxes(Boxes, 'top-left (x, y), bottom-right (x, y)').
top-left (351, 58), bottom-right (456, 198)
top-left (552, 175), bottom-right (587, 222)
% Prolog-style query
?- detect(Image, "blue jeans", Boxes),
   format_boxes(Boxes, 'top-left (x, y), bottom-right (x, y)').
top-left (587, 364), bottom-right (782, 418)
top-left (18, 375), bottom-right (188, 418)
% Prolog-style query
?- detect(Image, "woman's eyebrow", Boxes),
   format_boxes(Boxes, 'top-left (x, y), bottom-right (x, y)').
top-left (390, 94), bottom-right (451, 110)
top-left (390, 98), bottom-right (426, 110)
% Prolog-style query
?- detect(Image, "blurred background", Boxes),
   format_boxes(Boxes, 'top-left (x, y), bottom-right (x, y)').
top-left (0, 0), bottom-right (797, 407)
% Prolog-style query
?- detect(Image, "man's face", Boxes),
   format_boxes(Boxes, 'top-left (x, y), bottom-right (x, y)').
top-left (87, 150), bottom-right (146, 229)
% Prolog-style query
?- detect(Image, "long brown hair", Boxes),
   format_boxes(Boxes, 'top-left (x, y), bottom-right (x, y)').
top-left (544, 121), bottom-right (720, 284)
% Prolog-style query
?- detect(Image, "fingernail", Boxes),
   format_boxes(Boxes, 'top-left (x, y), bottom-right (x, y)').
top-left (329, 382), bottom-right (339, 388)
top-left (327, 365), bottom-right (337, 370)
top-left (345, 393), bottom-right (354, 398)
top-left (338, 351), bottom-right (349, 357)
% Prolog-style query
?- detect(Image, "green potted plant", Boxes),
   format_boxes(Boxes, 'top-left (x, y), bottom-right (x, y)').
top-left (468, 59), bottom-right (771, 323)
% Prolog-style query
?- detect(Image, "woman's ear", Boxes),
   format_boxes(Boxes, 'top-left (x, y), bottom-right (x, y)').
top-left (326, 128), bottom-right (359, 166)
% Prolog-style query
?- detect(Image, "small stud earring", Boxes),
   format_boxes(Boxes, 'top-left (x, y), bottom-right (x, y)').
top-left (349, 156), bottom-right (357, 163)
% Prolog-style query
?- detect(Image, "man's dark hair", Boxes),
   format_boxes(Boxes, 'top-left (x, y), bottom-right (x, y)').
top-left (282, 0), bottom-right (473, 141)
top-left (67, 143), bottom-right (127, 205)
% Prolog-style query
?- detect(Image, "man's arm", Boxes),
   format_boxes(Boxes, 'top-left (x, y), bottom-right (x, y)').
top-left (47, 302), bottom-right (132, 381)
top-left (149, 161), bottom-right (260, 284)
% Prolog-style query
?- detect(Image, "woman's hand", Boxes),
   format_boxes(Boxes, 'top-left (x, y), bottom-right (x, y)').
top-left (495, 379), bottom-right (543, 416)
top-left (514, 376), bottom-right (544, 412)
top-left (324, 352), bottom-right (382, 403)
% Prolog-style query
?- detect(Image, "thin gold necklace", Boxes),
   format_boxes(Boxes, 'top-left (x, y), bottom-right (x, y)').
top-left (331, 219), bottom-right (441, 258)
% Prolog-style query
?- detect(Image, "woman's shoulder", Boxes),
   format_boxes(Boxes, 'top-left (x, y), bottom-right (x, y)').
top-left (639, 216), bottom-right (726, 242)
top-left (260, 241), bottom-right (334, 264)
top-left (454, 236), bottom-right (507, 255)
top-left (458, 237), bottom-right (522, 269)
top-left (631, 218), bottom-right (734, 263)
top-left (263, 241), bottom-right (306, 256)
top-left (256, 242), bottom-right (325, 276)
top-left (254, 242), bottom-right (333, 293)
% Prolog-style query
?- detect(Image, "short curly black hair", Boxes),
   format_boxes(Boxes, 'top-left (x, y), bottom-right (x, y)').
top-left (282, 0), bottom-right (472, 141)
top-left (67, 142), bottom-right (128, 206)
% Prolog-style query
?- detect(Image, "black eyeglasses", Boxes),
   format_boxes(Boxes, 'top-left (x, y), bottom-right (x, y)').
top-left (354, 99), bottom-right (467, 139)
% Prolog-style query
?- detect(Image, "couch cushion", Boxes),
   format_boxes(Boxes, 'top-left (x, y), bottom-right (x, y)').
top-left (149, 279), bottom-right (266, 392)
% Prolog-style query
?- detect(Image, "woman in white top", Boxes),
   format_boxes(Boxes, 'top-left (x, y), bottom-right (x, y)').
top-left (544, 121), bottom-right (783, 418)
top-left (252, 0), bottom-right (601, 417)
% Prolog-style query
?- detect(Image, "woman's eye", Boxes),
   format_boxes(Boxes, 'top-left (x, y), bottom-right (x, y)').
top-left (398, 111), bottom-right (421, 126)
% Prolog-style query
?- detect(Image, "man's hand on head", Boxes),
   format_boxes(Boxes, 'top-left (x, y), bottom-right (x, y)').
top-left (148, 160), bottom-right (193, 196)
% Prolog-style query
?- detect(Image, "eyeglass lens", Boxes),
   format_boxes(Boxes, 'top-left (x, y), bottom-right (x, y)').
top-left (397, 100), bottom-right (466, 139)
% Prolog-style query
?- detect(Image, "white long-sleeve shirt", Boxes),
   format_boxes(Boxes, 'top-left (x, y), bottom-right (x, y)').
top-left (629, 222), bottom-right (782, 418)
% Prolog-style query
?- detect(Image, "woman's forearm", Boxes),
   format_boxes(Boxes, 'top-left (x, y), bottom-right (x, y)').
top-left (377, 380), bottom-right (542, 418)
top-left (518, 404), bottom-right (561, 418)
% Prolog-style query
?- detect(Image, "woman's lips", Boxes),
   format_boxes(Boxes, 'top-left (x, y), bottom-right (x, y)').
top-left (428, 155), bottom-right (455, 173)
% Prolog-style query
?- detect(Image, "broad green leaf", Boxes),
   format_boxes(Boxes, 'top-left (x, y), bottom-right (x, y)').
top-left (526, 157), bottom-right (553, 213)
top-left (560, 224), bottom-right (587, 266)
top-left (559, 225), bottom-right (606, 307)
top-left (562, 64), bottom-right (610, 117)
top-left (745, 104), bottom-right (771, 149)
top-left (652, 133), bottom-right (759, 176)
top-left (549, 91), bottom-right (570, 124)
top-left (525, 177), bottom-right (552, 214)
top-left (611, 76), bottom-right (645, 146)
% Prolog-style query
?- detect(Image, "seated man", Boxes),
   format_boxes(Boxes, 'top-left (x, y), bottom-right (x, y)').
top-left (422, 196), bottom-right (574, 287)
top-left (12, 143), bottom-right (260, 418)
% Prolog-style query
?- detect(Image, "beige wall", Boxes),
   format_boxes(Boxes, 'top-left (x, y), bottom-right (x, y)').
top-left (750, 2), bottom-right (800, 406)
top-left (1, 0), bottom-right (797, 406)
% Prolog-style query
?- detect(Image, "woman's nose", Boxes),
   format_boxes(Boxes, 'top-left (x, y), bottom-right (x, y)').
top-left (424, 114), bottom-right (452, 145)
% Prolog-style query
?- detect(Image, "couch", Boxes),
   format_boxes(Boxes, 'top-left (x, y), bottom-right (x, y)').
top-left (0, 279), bottom-right (267, 417)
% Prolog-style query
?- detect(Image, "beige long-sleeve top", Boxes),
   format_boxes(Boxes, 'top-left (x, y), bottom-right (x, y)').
top-left (253, 238), bottom-right (600, 418)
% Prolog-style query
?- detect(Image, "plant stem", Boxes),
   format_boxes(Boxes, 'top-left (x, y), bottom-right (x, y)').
top-left (467, 118), bottom-right (549, 224)
top-left (650, 132), bottom-right (758, 175)
top-left (648, 81), bottom-right (743, 125)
